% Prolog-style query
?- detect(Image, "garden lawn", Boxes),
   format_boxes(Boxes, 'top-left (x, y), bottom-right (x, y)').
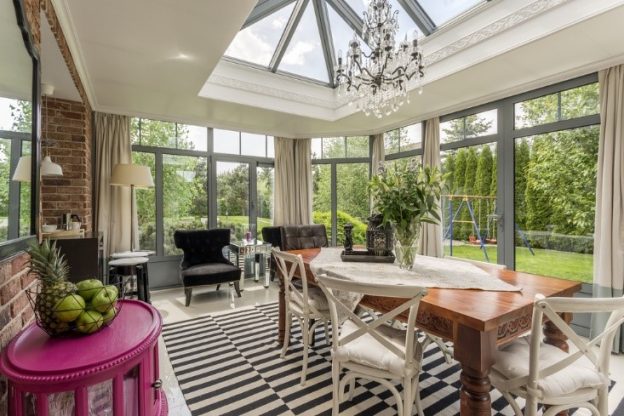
top-left (444, 244), bottom-right (593, 283)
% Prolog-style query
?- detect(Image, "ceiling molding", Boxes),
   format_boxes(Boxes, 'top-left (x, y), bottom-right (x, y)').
top-left (49, 0), bottom-right (97, 108)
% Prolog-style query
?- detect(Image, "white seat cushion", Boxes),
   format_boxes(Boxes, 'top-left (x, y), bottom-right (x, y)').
top-left (290, 286), bottom-right (329, 311)
top-left (334, 319), bottom-right (421, 376)
top-left (492, 336), bottom-right (608, 397)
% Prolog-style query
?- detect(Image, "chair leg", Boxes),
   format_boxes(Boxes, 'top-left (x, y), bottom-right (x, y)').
top-left (184, 287), bottom-right (193, 307)
top-left (216, 284), bottom-right (221, 291)
top-left (413, 377), bottom-right (424, 416)
top-left (403, 376), bottom-right (413, 416)
top-left (301, 317), bottom-right (309, 386)
top-left (233, 281), bottom-right (242, 297)
top-left (347, 377), bottom-right (356, 401)
top-left (597, 385), bottom-right (608, 416)
top-left (331, 360), bottom-right (341, 416)
top-left (281, 312), bottom-right (291, 358)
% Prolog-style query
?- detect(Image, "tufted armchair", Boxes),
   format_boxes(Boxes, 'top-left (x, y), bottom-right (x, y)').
top-left (262, 226), bottom-right (283, 281)
top-left (280, 224), bottom-right (329, 251)
top-left (173, 229), bottom-right (242, 307)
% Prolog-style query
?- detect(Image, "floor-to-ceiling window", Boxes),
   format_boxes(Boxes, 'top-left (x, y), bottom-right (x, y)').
top-left (312, 136), bottom-right (370, 245)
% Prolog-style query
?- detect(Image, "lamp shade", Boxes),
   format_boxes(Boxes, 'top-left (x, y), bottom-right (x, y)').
top-left (40, 155), bottom-right (63, 176)
top-left (12, 155), bottom-right (31, 182)
top-left (110, 163), bottom-right (154, 188)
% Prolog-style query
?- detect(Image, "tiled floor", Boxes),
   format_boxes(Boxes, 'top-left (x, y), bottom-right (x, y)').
top-left (151, 280), bottom-right (624, 416)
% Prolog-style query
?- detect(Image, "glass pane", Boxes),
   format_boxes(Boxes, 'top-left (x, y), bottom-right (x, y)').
top-left (163, 155), bottom-right (208, 255)
top-left (19, 141), bottom-right (31, 237)
top-left (465, 109), bottom-right (497, 138)
top-left (388, 0), bottom-right (419, 42)
top-left (440, 118), bottom-right (464, 143)
top-left (177, 124), bottom-right (207, 151)
top-left (346, 136), bottom-right (369, 158)
top-left (0, 97), bottom-right (31, 132)
top-left (384, 129), bottom-right (400, 154)
top-left (515, 93), bottom-right (558, 129)
top-left (278, 2), bottom-right (329, 82)
top-left (225, 3), bottom-right (295, 66)
top-left (216, 162), bottom-right (249, 242)
top-left (322, 137), bottom-right (345, 158)
top-left (138, 119), bottom-right (176, 148)
top-left (133, 152), bottom-right (156, 251)
top-left (241, 132), bottom-right (266, 157)
top-left (336, 163), bottom-right (369, 246)
top-left (311, 138), bottom-right (323, 159)
top-left (312, 164), bottom-right (332, 243)
top-left (327, 6), bottom-right (370, 60)
top-left (0, 138), bottom-right (10, 241)
top-left (561, 83), bottom-right (599, 120)
top-left (267, 136), bottom-right (275, 158)
top-left (344, 0), bottom-right (367, 16)
top-left (130, 118), bottom-right (140, 145)
top-left (402, 123), bottom-right (422, 151)
top-left (442, 143), bottom-right (497, 263)
top-left (257, 166), bottom-right (274, 238)
top-left (213, 129), bottom-right (240, 154)
top-left (418, 0), bottom-right (483, 26)
top-left (514, 126), bottom-right (598, 283)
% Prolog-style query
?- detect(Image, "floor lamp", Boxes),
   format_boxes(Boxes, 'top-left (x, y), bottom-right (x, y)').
top-left (110, 163), bottom-right (154, 252)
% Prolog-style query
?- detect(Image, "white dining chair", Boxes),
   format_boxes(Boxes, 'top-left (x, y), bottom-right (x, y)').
top-left (491, 294), bottom-right (624, 416)
top-left (272, 248), bottom-right (331, 386)
top-left (317, 273), bottom-right (428, 416)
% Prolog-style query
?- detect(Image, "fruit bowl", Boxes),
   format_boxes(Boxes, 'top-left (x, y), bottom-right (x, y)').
top-left (26, 279), bottom-right (125, 337)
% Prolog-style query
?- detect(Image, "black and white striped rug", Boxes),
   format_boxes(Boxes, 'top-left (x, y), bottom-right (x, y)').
top-left (162, 302), bottom-right (618, 416)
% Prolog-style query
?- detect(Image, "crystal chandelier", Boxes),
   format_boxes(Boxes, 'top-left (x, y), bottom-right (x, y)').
top-left (335, 0), bottom-right (425, 118)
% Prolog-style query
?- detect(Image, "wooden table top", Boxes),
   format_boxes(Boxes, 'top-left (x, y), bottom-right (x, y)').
top-left (288, 248), bottom-right (582, 333)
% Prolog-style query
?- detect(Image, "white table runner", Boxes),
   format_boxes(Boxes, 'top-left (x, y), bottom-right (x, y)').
top-left (310, 247), bottom-right (521, 292)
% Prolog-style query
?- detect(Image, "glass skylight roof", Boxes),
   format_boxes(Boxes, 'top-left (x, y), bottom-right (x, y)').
top-left (224, 0), bottom-right (486, 85)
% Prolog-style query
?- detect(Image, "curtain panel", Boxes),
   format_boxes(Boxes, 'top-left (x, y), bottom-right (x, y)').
top-left (419, 117), bottom-right (443, 257)
top-left (274, 137), bottom-right (312, 225)
top-left (94, 113), bottom-right (134, 256)
top-left (370, 133), bottom-right (385, 213)
top-left (591, 65), bottom-right (624, 352)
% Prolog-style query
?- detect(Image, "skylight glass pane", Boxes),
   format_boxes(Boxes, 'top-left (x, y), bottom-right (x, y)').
top-left (278, 2), bottom-right (329, 82)
top-left (345, 0), bottom-right (367, 16)
top-left (389, 0), bottom-right (420, 42)
top-left (417, 0), bottom-right (482, 26)
top-left (327, 6), bottom-right (370, 61)
top-left (224, 3), bottom-right (295, 66)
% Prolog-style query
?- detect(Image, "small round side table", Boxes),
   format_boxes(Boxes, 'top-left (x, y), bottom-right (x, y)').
top-left (109, 257), bottom-right (150, 303)
top-left (0, 300), bottom-right (167, 416)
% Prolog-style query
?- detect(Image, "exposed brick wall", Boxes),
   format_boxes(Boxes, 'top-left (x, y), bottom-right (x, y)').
top-left (41, 97), bottom-right (92, 230)
top-left (0, 253), bottom-right (35, 415)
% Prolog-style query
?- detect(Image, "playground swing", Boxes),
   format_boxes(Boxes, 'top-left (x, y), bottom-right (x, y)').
top-left (443, 195), bottom-right (535, 262)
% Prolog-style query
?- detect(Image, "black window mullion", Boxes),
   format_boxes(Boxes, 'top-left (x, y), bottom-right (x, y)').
top-left (155, 152), bottom-right (164, 256)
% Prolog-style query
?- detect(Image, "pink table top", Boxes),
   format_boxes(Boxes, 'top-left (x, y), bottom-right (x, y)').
top-left (0, 300), bottom-right (161, 383)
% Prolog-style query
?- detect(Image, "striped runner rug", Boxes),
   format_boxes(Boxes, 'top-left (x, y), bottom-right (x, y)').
top-left (162, 302), bottom-right (619, 416)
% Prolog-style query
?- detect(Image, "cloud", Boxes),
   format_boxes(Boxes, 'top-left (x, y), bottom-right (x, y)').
top-left (281, 41), bottom-right (315, 66)
top-left (225, 29), bottom-right (273, 65)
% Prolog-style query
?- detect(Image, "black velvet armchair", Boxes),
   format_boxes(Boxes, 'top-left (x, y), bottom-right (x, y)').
top-left (174, 229), bottom-right (242, 307)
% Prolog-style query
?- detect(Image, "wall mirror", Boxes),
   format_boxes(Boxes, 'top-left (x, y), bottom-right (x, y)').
top-left (0, 0), bottom-right (41, 257)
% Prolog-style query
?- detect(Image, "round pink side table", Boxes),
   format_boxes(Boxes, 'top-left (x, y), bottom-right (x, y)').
top-left (0, 300), bottom-right (167, 416)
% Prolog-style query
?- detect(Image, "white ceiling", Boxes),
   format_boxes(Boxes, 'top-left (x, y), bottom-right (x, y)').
top-left (52, 0), bottom-right (624, 137)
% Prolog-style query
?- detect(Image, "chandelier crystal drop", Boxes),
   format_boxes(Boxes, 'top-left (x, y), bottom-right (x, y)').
top-left (335, 0), bottom-right (425, 118)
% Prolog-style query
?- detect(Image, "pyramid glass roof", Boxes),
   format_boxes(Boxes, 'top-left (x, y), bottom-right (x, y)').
top-left (224, 0), bottom-right (486, 85)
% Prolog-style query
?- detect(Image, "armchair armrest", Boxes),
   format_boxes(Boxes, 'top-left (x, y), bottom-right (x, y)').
top-left (225, 244), bottom-right (240, 266)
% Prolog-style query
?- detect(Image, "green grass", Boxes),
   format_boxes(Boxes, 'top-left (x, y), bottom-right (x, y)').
top-left (444, 244), bottom-right (593, 283)
top-left (217, 216), bottom-right (272, 239)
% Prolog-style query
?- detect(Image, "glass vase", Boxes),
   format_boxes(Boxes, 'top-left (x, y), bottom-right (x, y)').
top-left (394, 222), bottom-right (421, 270)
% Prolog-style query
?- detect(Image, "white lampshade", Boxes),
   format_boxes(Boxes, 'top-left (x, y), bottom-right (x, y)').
top-left (110, 163), bottom-right (154, 188)
top-left (40, 155), bottom-right (63, 176)
top-left (12, 156), bottom-right (31, 182)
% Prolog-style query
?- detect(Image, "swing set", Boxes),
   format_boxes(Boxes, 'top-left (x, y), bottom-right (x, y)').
top-left (443, 195), bottom-right (534, 262)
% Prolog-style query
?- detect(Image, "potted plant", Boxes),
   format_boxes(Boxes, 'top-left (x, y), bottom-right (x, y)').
top-left (369, 160), bottom-right (443, 269)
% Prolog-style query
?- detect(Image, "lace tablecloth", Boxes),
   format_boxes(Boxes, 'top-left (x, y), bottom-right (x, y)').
top-left (310, 247), bottom-right (521, 292)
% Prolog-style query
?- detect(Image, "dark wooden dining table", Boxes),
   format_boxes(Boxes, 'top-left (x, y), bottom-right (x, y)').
top-left (278, 248), bottom-right (581, 415)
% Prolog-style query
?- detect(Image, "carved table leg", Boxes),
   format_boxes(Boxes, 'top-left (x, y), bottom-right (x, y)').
top-left (543, 312), bottom-right (572, 415)
top-left (454, 324), bottom-right (497, 416)
top-left (278, 271), bottom-right (285, 343)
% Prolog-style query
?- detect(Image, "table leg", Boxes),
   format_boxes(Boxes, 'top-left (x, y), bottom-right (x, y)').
top-left (74, 387), bottom-right (88, 416)
top-left (278, 272), bottom-right (285, 343)
top-left (8, 384), bottom-right (24, 416)
top-left (454, 324), bottom-right (497, 416)
top-left (113, 374), bottom-right (125, 416)
top-left (543, 312), bottom-right (572, 416)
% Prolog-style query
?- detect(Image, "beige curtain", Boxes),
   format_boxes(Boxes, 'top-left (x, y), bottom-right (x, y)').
top-left (274, 137), bottom-right (312, 225)
top-left (419, 117), bottom-right (443, 257)
top-left (591, 65), bottom-right (624, 351)
top-left (94, 113), bottom-right (134, 256)
top-left (370, 133), bottom-right (384, 213)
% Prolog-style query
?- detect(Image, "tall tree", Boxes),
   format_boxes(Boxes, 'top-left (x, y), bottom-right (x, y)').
top-left (514, 140), bottom-right (531, 229)
top-left (460, 147), bottom-right (479, 238)
top-left (475, 145), bottom-right (493, 234)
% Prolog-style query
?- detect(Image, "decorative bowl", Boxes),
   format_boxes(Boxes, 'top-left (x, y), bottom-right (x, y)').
top-left (42, 224), bottom-right (57, 233)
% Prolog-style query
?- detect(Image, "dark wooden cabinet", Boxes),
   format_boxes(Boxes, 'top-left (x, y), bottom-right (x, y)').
top-left (50, 232), bottom-right (104, 283)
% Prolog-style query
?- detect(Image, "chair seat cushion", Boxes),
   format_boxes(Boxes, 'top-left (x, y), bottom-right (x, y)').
top-left (491, 336), bottom-right (607, 397)
top-left (181, 263), bottom-right (240, 287)
top-left (289, 286), bottom-right (329, 313)
top-left (334, 319), bottom-right (421, 376)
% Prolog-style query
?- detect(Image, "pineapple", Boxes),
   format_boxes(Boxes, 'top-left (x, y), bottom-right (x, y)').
top-left (28, 240), bottom-right (77, 335)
